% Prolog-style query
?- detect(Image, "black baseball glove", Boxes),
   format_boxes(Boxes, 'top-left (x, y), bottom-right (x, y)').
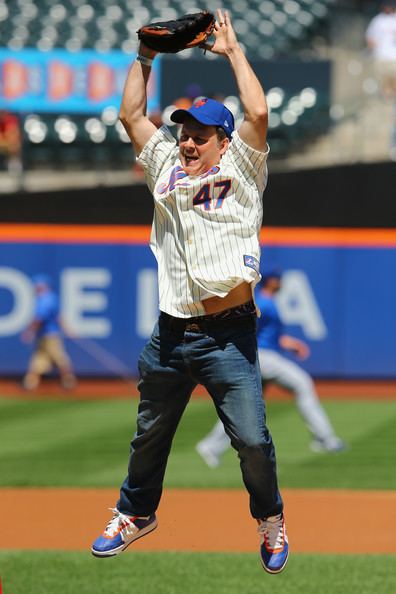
top-left (137, 11), bottom-right (215, 54)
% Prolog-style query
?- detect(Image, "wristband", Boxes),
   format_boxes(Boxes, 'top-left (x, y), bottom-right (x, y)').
top-left (136, 54), bottom-right (153, 67)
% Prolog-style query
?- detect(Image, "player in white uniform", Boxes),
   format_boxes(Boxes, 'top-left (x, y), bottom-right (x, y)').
top-left (92, 9), bottom-right (288, 574)
top-left (366, 1), bottom-right (396, 158)
top-left (196, 269), bottom-right (346, 468)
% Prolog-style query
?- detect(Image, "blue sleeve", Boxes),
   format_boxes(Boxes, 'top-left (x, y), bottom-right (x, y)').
top-left (256, 294), bottom-right (284, 351)
top-left (35, 294), bottom-right (59, 322)
top-left (35, 297), bottom-right (49, 321)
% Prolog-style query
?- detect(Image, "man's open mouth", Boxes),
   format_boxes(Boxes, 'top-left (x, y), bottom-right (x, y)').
top-left (185, 155), bottom-right (199, 164)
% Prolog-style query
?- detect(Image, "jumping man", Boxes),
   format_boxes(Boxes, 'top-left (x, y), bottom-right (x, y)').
top-left (91, 9), bottom-right (288, 574)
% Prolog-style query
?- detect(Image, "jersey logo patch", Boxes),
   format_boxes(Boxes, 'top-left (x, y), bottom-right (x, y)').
top-left (156, 165), bottom-right (221, 195)
top-left (244, 255), bottom-right (259, 273)
top-left (194, 98), bottom-right (208, 108)
top-left (156, 165), bottom-right (189, 194)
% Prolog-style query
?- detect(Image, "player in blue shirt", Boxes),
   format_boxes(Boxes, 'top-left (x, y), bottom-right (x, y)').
top-left (196, 269), bottom-right (345, 468)
top-left (22, 275), bottom-right (76, 391)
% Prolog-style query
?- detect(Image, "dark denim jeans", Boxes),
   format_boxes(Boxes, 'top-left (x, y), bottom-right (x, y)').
top-left (118, 313), bottom-right (283, 520)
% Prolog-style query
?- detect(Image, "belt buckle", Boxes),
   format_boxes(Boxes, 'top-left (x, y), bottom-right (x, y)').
top-left (185, 322), bottom-right (201, 332)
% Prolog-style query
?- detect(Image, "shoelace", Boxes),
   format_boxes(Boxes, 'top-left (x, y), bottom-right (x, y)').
top-left (104, 508), bottom-right (134, 538)
top-left (257, 514), bottom-right (286, 551)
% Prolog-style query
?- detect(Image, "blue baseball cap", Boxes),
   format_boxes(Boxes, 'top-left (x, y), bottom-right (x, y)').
top-left (170, 97), bottom-right (235, 139)
top-left (32, 274), bottom-right (51, 287)
top-left (260, 267), bottom-right (282, 285)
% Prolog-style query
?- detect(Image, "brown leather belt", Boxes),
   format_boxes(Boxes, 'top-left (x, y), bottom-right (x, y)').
top-left (159, 300), bottom-right (256, 333)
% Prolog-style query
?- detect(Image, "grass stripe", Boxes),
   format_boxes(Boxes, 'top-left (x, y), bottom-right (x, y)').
top-left (0, 397), bottom-right (395, 489)
top-left (0, 551), bottom-right (394, 594)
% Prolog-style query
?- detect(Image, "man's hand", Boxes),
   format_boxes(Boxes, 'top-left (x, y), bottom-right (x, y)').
top-left (203, 9), bottom-right (239, 55)
top-left (21, 329), bottom-right (35, 344)
top-left (279, 335), bottom-right (311, 360)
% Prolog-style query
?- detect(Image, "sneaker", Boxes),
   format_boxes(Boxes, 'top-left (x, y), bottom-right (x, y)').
top-left (91, 508), bottom-right (157, 557)
top-left (258, 513), bottom-right (289, 574)
top-left (22, 375), bottom-right (39, 391)
top-left (195, 441), bottom-right (220, 468)
top-left (61, 375), bottom-right (77, 390)
top-left (310, 436), bottom-right (346, 453)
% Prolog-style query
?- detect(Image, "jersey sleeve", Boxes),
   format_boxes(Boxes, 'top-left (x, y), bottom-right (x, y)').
top-left (225, 131), bottom-right (270, 193)
top-left (366, 16), bottom-right (379, 41)
top-left (34, 299), bottom-right (47, 321)
top-left (137, 126), bottom-right (179, 193)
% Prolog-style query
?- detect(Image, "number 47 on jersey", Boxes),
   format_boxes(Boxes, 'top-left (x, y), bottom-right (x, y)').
top-left (193, 180), bottom-right (231, 211)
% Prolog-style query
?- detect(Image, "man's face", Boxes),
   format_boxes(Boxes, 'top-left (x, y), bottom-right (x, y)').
top-left (179, 119), bottom-right (229, 176)
top-left (35, 283), bottom-right (48, 295)
top-left (264, 277), bottom-right (282, 293)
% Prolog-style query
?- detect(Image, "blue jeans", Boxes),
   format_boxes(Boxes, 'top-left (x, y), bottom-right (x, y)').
top-left (118, 313), bottom-right (283, 519)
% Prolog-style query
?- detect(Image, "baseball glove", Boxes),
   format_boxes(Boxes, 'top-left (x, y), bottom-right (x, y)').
top-left (137, 11), bottom-right (215, 54)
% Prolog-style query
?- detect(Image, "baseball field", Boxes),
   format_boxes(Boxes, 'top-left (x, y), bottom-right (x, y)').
top-left (0, 380), bottom-right (395, 594)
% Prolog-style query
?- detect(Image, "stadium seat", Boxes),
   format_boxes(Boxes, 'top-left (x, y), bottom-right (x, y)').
top-left (21, 83), bottom-right (330, 166)
top-left (1, 0), bottom-right (335, 56)
top-left (3, 0), bottom-right (332, 165)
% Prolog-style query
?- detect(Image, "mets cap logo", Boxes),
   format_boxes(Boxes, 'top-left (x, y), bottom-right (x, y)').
top-left (194, 97), bottom-right (208, 108)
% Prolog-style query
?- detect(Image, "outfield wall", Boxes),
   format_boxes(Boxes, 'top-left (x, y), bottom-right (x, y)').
top-left (2, 161), bottom-right (396, 227)
top-left (1, 225), bottom-right (395, 378)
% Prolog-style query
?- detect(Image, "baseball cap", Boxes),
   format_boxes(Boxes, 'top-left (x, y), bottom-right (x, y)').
top-left (170, 97), bottom-right (235, 139)
top-left (32, 274), bottom-right (51, 287)
top-left (260, 267), bottom-right (282, 285)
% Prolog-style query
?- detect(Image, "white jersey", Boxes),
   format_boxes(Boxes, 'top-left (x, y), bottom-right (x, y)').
top-left (138, 125), bottom-right (269, 318)
top-left (366, 13), bottom-right (396, 61)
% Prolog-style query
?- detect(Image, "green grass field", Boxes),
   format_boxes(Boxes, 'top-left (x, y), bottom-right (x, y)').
top-left (0, 395), bottom-right (395, 489)
top-left (1, 394), bottom-right (395, 594)
top-left (1, 551), bottom-right (396, 594)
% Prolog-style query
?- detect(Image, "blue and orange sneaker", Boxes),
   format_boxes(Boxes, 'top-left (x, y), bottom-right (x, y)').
top-left (91, 508), bottom-right (157, 557)
top-left (258, 513), bottom-right (289, 574)
top-left (310, 436), bottom-right (346, 453)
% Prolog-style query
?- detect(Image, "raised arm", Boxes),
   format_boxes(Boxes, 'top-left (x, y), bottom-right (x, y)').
top-left (279, 335), bottom-right (310, 360)
top-left (205, 9), bottom-right (268, 151)
top-left (119, 44), bottom-right (159, 155)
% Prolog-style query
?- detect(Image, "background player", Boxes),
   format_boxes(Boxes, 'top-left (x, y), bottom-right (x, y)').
top-left (365, 0), bottom-right (396, 159)
top-left (91, 9), bottom-right (288, 574)
top-left (366, 0), bottom-right (396, 100)
top-left (21, 274), bottom-right (76, 391)
top-left (0, 109), bottom-right (23, 188)
top-left (197, 268), bottom-right (346, 468)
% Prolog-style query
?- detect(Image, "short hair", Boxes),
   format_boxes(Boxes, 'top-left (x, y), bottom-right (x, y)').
top-left (381, 0), bottom-right (396, 8)
top-left (216, 126), bottom-right (228, 142)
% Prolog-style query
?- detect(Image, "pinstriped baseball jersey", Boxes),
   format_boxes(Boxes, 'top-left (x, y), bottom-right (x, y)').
top-left (138, 125), bottom-right (269, 318)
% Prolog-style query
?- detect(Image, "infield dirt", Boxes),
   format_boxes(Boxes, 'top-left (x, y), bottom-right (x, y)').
top-left (2, 378), bottom-right (396, 400)
top-left (1, 487), bottom-right (395, 553)
top-left (2, 379), bottom-right (395, 555)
